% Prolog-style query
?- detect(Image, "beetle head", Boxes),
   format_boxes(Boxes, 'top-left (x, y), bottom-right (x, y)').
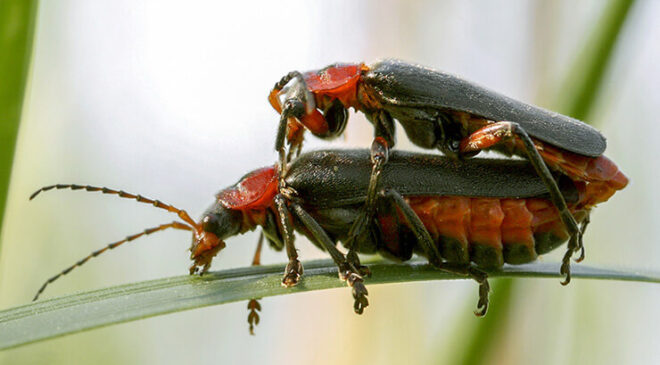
top-left (189, 166), bottom-right (278, 275)
top-left (189, 206), bottom-right (242, 275)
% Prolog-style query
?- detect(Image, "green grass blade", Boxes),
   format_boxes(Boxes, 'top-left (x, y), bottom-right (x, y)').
top-left (450, 278), bottom-right (517, 365)
top-left (559, 0), bottom-right (637, 119)
top-left (0, 0), bottom-right (39, 240)
top-left (0, 259), bottom-right (658, 351)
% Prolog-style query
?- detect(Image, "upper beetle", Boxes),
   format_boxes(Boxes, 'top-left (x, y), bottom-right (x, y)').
top-left (268, 59), bottom-right (627, 283)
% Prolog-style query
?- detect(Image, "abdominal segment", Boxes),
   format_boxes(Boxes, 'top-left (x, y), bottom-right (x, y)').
top-left (375, 196), bottom-right (582, 270)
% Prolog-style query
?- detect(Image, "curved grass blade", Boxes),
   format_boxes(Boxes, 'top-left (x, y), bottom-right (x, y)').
top-left (0, 0), bottom-right (39, 243)
top-left (1, 259), bottom-right (658, 351)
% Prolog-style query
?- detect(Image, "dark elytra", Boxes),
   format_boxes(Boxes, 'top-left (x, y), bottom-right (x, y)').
top-left (285, 149), bottom-right (578, 208)
top-left (362, 59), bottom-right (606, 157)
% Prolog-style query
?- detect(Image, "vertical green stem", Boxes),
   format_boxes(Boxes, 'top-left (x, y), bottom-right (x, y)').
top-left (448, 1), bottom-right (636, 364)
top-left (0, 0), bottom-right (39, 242)
top-left (559, 0), bottom-right (636, 120)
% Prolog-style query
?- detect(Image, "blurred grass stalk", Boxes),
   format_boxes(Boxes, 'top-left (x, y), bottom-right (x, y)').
top-left (0, 0), bottom-right (39, 245)
top-left (451, 0), bottom-right (637, 364)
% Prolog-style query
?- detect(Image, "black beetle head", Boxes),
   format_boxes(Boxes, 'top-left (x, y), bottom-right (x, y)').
top-left (189, 207), bottom-right (242, 275)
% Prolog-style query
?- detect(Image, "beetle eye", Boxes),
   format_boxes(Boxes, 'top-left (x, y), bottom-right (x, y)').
top-left (323, 99), bottom-right (348, 137)
top-left (202, 214), bottom-right (219, 234)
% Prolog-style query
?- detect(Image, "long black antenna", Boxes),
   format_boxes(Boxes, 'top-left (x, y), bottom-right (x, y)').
top-left (30, 183), bottom-right (201, 300)
top-left (30, 184), bottom-right (199, 229)
top-left (33, 221), bottom-right (192, 301)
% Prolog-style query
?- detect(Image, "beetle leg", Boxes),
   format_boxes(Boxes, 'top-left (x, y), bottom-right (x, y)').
top-left (380, 188), bottom-right (490, 316)
top-left (289, 202), bottom-right (369, 314)
top-left (576, 213), bottom-right (590, 262)
top-left (271, 73), bottom-right (308, 186)
top-left (460, 121), bottom-right (582, 284)
top-left (275, 85), bottom-right (325, 188)
top-left (275, 100), bottom-right (304, 179)
top-left (247, 232), bottom-right (265, 335)
top-left (285, 139), bottom-right (303, 164)
top-left (274, 194), bottom-right (303, 287)
top-left (379, 189), bottom-right (442, 263)
top-left (273, 71), bottom-right (317, 158)
top-left (372, 111), bottom-right (396, 147)
top-left (343, 113), bottom-right (394, 271)
top-left (344, 137), bottom-right (390, 277)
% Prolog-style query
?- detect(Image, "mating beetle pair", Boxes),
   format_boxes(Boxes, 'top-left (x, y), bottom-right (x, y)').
top-left (31, 59), bottom-right (627, 330)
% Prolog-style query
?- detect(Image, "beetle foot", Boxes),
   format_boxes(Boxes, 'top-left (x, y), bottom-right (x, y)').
top-left (469, 269), bottom-right (490, 316)
top-left (281, 259), bottom-right (303, 287)
top-left (576, 245), bottom-right (586, 263)
top-left (560, 231), bottom-right (580, 285)
top-left (247, 299), bottom-right (261, 335)
top-left (338, 262), bottom-right (369, 314)
top-left (348, 273), bottom-right (369, 314)
top-left (474, 283), bottom-right (490, 316)
top-left (188, 262), bottom-right (210, 276)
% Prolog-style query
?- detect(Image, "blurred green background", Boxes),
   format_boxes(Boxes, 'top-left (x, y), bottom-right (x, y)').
top-left (1, 1), bottom-right (658, 364)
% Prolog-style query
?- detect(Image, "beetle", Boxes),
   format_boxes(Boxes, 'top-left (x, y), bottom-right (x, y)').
top-left (29, 145), bottom-right (626, 332)
top-left (268, 59), bottom-right (626, 283)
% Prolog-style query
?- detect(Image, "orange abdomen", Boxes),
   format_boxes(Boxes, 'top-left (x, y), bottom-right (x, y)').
top-left (536, 142), bottom-right (629, 208)
top-left (397, 196), bottom-right (587, 269)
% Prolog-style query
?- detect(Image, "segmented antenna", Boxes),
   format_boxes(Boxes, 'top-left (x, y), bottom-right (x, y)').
top-left (30, 184), bottom-right (201, 300)
top-left (33, 221), bottom-right (192, 301)
top-left (30, 184), bottom-right (199, 229)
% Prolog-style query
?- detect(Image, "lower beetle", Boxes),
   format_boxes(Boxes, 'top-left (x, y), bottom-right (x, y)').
top-left (269, 59), bottom-right (627, 283)
top-left (30, 147), bottom-right (626, 331)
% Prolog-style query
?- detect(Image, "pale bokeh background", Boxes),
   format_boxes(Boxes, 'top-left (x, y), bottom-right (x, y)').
top-left (1, 1), bottom-right (658, 364)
